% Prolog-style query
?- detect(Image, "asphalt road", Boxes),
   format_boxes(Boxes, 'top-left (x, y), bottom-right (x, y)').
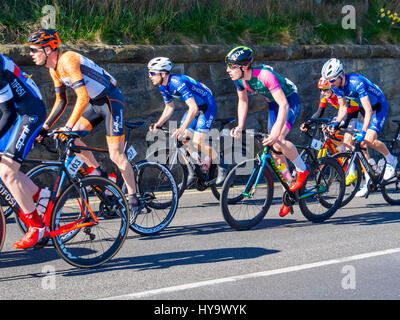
top-left (1, 185), bottom-right (400, 304)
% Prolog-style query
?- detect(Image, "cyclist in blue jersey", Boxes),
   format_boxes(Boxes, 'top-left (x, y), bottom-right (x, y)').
top-left (0, 54), bottom-right (50, 249)
top-left (148, 57), bottom-right (228, 185)
top-left (323, 58), bottom-right (397, 187)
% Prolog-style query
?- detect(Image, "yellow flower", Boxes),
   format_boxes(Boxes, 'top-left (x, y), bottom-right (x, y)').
top-left (380, 8), bottom-right (384, 12)
top-left (395, 13), bottom-right (398, 16)
top-left (377, 20), bottom-right (381, 23)
top-left (381, 13), bottom-right (385, 17)
top-left (387, 10), bottom-right (391, 14)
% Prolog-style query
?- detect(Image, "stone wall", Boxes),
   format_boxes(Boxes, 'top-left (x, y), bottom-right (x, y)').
top-left (3, 44), bottom-right (399, 171)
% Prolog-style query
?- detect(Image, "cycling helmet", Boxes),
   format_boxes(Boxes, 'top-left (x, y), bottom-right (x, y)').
top-left (321, 58), bottom-right (343, 80)
top-left (27, 29), bottom-right (60, 50)
top-left (225, 46), bottom-right (254, 65)
top-left (317, 77), bottom-right (331, 90)
top-left (147, 57), bottom-right (172, 72)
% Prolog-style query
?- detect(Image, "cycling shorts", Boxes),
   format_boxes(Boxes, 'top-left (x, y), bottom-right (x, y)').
top-left (180, 101), bottom-right (217, 134)
top-left (357, 100), bottom-right (388, 134)
top-left (77, 87), bottom-right (126, 143)
top-left (267, 92), bottom-right (301, 133)
top-left (0, 108), bottom-right (45, 163)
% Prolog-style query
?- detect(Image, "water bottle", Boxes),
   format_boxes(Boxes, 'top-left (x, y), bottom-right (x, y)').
top-left (278, 163), bottom-right (293, 184)
top-left (368, 158), bottom-right (378, 172)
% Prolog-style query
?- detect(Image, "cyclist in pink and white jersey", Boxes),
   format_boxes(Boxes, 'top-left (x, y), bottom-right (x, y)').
top-left (225, 46), bottom-right (308, 217)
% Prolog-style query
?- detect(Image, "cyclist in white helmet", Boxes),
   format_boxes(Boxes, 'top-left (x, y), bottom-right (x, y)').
top-left (323, 58), bottom-right (397, 196)
top-left (148, 57), bottom-right (228, 185)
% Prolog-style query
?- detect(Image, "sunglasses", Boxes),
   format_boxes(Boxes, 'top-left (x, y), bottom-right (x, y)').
top-left (328, 75), bottom-right (340, 84)
top-left (320, 88), bottom-right (331, 93)
top-left (29, 47), bottom-right (41, 53)
top-left (149, 71), bottom-right (161, 76)
top-left (227, 64), bottom-right (241, 70)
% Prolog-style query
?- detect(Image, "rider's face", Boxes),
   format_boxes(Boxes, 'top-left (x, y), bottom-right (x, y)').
top-left (148, 70), bottom-right (163, 86)
top-left (29, 46), bottom-right (46, 66)
top-left (226, 64), bottom-right (244, 81)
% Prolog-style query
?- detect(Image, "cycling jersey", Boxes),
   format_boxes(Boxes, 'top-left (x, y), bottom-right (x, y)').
top-left (158, 74), bottom-right (217, 133)
top-left (319, 94), bottom-right (360, 114)
top-left (45, 51), bottom-right (126, 142)
top-left (331, 74), bottom-right (388, 134)
top-left (233, 65), bottom-right (300, 132)
top-left (0, 54), bottom-right (46, 162)
top-left (46, 51), bottom-right (117, 128)
top-left (331, 74), bottom-right (386, 108)
top-left (234, 65), bottom-right (297, 103)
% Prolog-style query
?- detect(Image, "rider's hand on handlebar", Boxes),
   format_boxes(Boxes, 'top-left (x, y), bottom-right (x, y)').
top-left (300, 121), bottom-right (311, 132)
top-left (327, 121), bottom-right (340, 136)
top-left (230, 126), bottom-right (243, 138)
top-left (149, 123), bottom-right (160, 132)
top-left (35, 127), bottom-right (48, 143)
top-left (53, 126), bottom-right (71, 142)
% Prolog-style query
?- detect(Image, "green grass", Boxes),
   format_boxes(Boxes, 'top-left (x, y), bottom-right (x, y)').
top-left (0, 0), bottom-right (399, 45)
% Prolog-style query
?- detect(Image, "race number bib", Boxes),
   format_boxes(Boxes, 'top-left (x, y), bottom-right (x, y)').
top-left (311, 138), bottom-right (323, 151)
top-left (126, 145), bottom-right (137, 162)
top-left (67, 155), bottom-right (84, 177)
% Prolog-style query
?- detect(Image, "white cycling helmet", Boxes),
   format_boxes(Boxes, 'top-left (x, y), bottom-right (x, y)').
top-left (321, 58), bottom-right (343, 80)
top-left (147, 57), bottom-right (172, 72)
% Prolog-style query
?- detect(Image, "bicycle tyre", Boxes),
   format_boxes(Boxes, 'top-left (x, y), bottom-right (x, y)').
top-left (130, 161), bottom-right (179, 235)
top-left (147, 148), bottom-right (188, 199)
top-left (0, 207), bottom-right (5, 252)
top-left (332, 152), bottom-right (362, 207)
top-left (381, 169), bottom-right (400, 205)
top-left (298, 156), bottom-right (345, 222)
top-left (51, 176), bottom-right (129, 268)
top-left (220, 158), bottom-right (274, 230)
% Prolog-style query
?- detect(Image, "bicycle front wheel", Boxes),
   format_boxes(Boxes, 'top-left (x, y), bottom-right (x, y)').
top-left (220, 158), bottom-right (274, 230)
top-left (298, 156), bottom-right (345, 222)
top-left (51, 176), bottom-right (129, 268)
top-left (332, 152), bottom-right (362, 207)
top-left (130, 161), bottom-right (179, 235)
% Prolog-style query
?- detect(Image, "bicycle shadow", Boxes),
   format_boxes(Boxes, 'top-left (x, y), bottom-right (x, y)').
top-left (0, 246), bottom-right (278, 280)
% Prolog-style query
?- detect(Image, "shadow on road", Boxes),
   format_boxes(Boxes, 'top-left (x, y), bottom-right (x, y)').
top-left (0, 246), bottom-right (278, 280)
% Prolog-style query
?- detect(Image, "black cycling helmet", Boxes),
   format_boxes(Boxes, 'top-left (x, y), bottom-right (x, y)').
top-left (27, 29), bottom-right (60, 50)
top-left (225, 46), bottom-right (254, 65)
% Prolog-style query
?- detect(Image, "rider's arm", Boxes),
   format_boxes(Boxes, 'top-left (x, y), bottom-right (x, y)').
top-left (0, 81), bottom-right (17, 138)
top-left (180, 97), bottom-right (198, 131)
top-left (359, 96), bottom-right (373, 132)
top-left (236, 88), bottom-right (248, 130)
top-left (0, 95), bottom-right (17, 138)
top-left (60, 52), bottom-right (90, 129)
top-left (311, 106), bottom-right (325, 119)
top-left (43, 74), bottom-right (68, 130)
top-left (335, 98), bottom-right (348, 124)
top-left (154, 102), bottom-right (175, 127)
top-left (270, 88), bottom-right (289, 134)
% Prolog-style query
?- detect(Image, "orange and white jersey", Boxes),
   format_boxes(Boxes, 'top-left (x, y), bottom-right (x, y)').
top-left (50, 51), bottom-right (117, 100)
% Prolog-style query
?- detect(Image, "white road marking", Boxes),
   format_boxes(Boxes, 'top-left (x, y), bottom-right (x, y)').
top-left (102, 247), bottom-right (400, 300)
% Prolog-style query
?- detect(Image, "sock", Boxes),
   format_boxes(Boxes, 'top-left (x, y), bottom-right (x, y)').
top-left (32, 187), bottom-right (41, 203)
top-left (385, 153), bottom-right (396, 165)
top-left (292, 155), bottom-right (307, 172)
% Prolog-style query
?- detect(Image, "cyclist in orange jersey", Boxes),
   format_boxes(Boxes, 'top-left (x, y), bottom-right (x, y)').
top-left (27, 29), bottom-right (142, 214)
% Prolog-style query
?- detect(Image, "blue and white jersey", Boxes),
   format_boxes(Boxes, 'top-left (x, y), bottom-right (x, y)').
top-left (0, 54), bottom-right (43, 107)
top-left (158, 74), bottom-right (215, 106)
top-left (331, 73), bottom-right (386, 108)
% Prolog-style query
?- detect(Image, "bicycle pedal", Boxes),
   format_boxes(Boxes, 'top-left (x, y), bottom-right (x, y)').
top-left (33, 236), bottom-right (50, 250)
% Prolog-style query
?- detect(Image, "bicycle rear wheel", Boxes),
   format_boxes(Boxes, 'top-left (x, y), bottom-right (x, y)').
top-left (220, 158), bottom-right (274, 230)
top-left (381, 165), bottom-right (400, 205)
top-left (298, 157), bottom-right (345, 222)
top-left (51, 176), bottom-right (129, 268)
top-left (130, 161), bottom-right (178, 235)
top-left (0, 207), bottom-right (5, 252)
